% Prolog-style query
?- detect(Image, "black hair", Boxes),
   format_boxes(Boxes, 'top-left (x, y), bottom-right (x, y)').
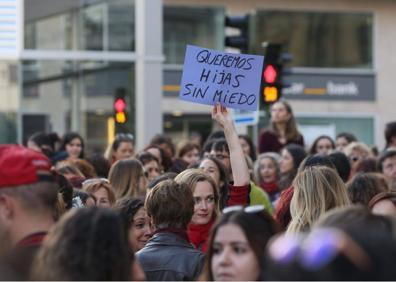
top-left (385, 121), bottom-right (396, 148)
top-left (147, 172), bottom-right (177, 189)
top-left (206, 130), bottom-right (225, 141)
top-left (309, 135), bottom-right (335, 155)
top-left (32, 207), bottom-right (132, 280)
top-left (378, 149), bottom-right (396, 172)
top-left (112, 134), bottom-right (134, 152)
top-left (202, 210), bottom-right (279, 281)
top-left (336, 132), bottom-right (358, 143)
top-left (211, 138), bottom-right (229, 154)
top-left (285, 144), bottom-right (307, 170)
top-left (114, 198), bottom-right (144, 230)
top-left (28, 132), bottom-right (54, 158)
top-left (328, 152), bottom-right (351, 182)
top-left (238, 134), bottom-right (257, 161)
top-left (137, 152), bottom-right (160, 166)
top-left (86, 153), bottom-right (111, 178)
top-left (60, 132), bottom-right (85, 158)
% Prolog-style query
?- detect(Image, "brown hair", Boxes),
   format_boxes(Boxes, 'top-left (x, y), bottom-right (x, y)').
top-left (175, 169), bottom-right (219, 218)
top-left (108, 158), bottom-right (146, 200)
top-left (83, 179), bottom-right (116, 206)
top-left (68, 159), bottom-right (97, 179)
top-left (347, 173), bottom-right (389, 206)
top-left (177, 141), bottom-right (201, 159)
top-left (55, 161), bottom-right (85, 178)
top-left (145, 179), bottom-right (194, 229)
top-left (269, 100), bottom-right (301, 141)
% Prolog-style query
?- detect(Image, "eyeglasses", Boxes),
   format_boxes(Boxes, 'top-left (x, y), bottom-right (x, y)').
top-left (82, 178), bottom-right (109, 187)
top-left (349, 155), bottom-right (360, 162)
top-left (222, 205), bottom-right (265, 214)
top-left (115, 133), bottom-right (134, 141)
top-left (268, 228), bottom-right (371, 271)
top-left (210, 153), bottom-right (230, 160)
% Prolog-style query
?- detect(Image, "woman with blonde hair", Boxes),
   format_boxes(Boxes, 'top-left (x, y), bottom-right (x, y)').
top-left (82, 178), bottom-right (116, 208)
top-left (108, 158), bottom-right (147, 200)
top-left (175, 168), bottom-right (219, 252)
top-left (287, 166), bottom-right (350, 234)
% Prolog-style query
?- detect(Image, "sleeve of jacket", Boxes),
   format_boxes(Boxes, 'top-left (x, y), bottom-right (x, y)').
top-left (227, 182), bottom-right (250, 206)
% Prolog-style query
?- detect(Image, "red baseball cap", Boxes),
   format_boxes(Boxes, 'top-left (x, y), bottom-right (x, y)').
top-left (0, 144), bottom-right (53, 188)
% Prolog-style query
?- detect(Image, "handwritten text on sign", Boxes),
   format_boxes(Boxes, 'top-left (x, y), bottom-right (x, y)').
top-left (179, 45), bottom-right (264, 111)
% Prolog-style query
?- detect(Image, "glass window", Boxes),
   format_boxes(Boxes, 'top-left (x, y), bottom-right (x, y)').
top-left (254, 11), bottom-right (373, 68)
top-left (24, 0), bottom-right (135, 51)
top-left (0, 62), bottom-right (18, 144)
top-left (22, 60), bottom-right (135, 154)
top-left (164, 6), bottom-right (225, 64)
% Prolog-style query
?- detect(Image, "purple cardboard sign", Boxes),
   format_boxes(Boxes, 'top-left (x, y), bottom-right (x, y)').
top-left (179, 45), bottom-right (264, 111)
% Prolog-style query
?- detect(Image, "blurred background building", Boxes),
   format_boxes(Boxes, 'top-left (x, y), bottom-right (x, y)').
top-left (0, 0), bottom-right (395, 153)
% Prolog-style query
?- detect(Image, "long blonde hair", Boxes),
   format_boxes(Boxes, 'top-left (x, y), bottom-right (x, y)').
top-left (108, 158), bottom-right (146, 200)
top-left (175, 168), bottom-right (220, 219)
top-left (287, 166), bottom-right (350, 234)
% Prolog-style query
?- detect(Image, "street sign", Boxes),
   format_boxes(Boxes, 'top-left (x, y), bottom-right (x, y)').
top-left (231, 108), bottom-right (259, 126)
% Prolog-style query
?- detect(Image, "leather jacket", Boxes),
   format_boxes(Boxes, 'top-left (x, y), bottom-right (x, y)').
top-left (136, 231), bottom-right (205, 281)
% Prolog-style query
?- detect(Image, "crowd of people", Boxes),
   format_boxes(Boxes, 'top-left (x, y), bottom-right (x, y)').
top-left (1, 100), bottom-right (396, 280)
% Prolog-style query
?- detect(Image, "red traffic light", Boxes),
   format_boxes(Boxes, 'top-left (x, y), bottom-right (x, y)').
top-left (263, 64), bottom-right (278, 84)
top-left (114, 98), bottom-right (126, 112)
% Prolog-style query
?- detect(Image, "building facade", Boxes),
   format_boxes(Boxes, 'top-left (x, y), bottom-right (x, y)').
top-left (0, 0), bottom-right (395, 153)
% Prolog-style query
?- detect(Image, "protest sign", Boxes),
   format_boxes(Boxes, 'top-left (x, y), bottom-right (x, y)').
top-left (179, 45), bottom-right (264, 111)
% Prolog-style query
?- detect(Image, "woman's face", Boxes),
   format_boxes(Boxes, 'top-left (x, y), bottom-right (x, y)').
top-left (146, 148), bottom-right (162, 165)
top-left (65, 137), bottom-right (82, 159)
top-left (280, 149), bottom-right (294, 174)
top-left (336, 136), bottom-right (349, 151)
top-left (143, 160), bottom-right (161, 182)
top-left (348, 148), bottom-right (365, 174)
top-left (130, 207), bottom-right (152, 251)
top-left (238, 138), bottom-right (251, 157)
top-left (137, 173), bottom-right (148, 199)
top-left (191, 181), bottom-right (216, 225)
top-left (92, 187), bottom-right (111, 208)
top-left (113, 141), bottom-right (134, 161)
top-left (199, 159), bottom-right (222, 188)
top-left (211, 223), bottom-right (260, 281)
top-left (270, 102), bottom-right (290, 124)
top-left (259, 157), bottom-right (277, 183)
top-left (315, 138), bottom-right (333, 155)
top-left (182, 148), bottom-right (200, 166)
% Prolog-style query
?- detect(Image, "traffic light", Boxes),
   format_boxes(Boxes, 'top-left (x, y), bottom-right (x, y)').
top-left (114, 88), bottom-right (127, 124)
top-left (224, 15), bottom-right (249, 53)
top-left (261, 43), bottom-right (284, 105)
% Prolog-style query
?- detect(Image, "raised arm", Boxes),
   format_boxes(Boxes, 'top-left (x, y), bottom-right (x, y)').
top-left (211, 104), bottom-right (250, 186)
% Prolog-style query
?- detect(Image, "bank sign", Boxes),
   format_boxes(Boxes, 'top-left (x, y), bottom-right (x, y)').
top-left (282, 70), bottom-right (375, 101)
top-left (164, 69), bottom-right (376, 101)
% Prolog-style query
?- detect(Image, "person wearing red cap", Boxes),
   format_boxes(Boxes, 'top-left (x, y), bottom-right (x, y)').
top-left (0, 144), bottom-right (58, 280)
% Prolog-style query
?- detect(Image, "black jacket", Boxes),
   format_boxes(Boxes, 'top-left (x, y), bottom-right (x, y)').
top-left (136, 231), bottom-right (205, 281)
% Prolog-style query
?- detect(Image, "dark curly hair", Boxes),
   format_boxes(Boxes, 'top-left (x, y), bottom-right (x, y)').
top-left (31, 207), bottom-right (132, 280)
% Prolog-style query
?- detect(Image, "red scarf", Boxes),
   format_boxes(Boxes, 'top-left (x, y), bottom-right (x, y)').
top-left (260, 181), bottom-right (279, 195)
top-left (274, 186), bottom-right (294, 230)
top-left (16, 232), bottom-right (47, 248)
top-left (187, 219), bottom-right (215, 253)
